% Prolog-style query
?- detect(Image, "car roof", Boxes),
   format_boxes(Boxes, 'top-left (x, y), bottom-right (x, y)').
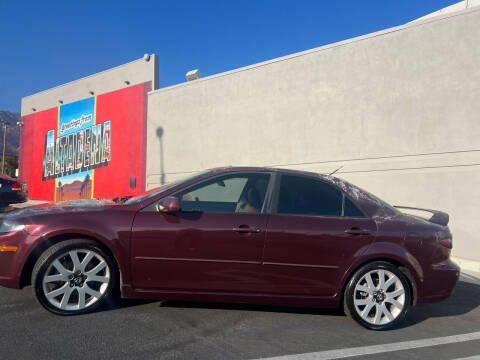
top-left (207, 166), bottom-right (397, 218)
top-left (209, 166), bottom-right (324, 178)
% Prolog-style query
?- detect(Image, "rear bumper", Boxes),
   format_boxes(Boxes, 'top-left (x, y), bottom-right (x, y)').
top-left (0, 191), bottom-right (28, 206)
top-left (417, 259), bottom-right (460, 304)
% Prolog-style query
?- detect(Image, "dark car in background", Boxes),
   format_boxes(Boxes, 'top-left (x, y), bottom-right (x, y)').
top-left (0, 167), bottom-right (459, 330)
top-left (0, 174), bottom-right (27, 209)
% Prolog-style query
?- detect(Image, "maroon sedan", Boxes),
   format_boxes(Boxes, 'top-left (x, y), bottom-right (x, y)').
top-left (0, 167), bottom-right (459, 330)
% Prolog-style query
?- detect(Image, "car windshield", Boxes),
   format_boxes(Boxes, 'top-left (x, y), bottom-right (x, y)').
top-left (124, 171), bottom-right (211, 205)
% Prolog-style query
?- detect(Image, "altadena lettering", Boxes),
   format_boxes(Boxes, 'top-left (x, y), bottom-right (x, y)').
top-left (43, 120), bottom-right (111, 180)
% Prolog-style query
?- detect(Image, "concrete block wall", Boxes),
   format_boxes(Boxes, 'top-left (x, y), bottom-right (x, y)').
top-left (146, 7), bottom-right (480, 265)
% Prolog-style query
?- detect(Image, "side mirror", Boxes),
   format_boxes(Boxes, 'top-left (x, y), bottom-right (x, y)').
top-left (157, 196), bottom-right (180, 213)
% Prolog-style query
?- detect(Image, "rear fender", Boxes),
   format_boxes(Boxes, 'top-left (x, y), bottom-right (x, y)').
top-left (338, 241), bottom-right (423, 302)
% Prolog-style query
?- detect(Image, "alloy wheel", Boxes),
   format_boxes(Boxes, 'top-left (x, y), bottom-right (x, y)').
top-left (41, 249), bottom-right (111, 311)
top-left (353, 269), bottom-right (405, 325)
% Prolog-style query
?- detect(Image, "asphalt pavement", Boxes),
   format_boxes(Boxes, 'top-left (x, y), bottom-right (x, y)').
top-left (0, 273), bottom-right (479, 360)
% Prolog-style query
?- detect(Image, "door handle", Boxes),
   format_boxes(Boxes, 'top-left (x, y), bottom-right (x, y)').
top-left (233, 226), bottom-right (262, 234)
top-left (345, 228), bottom-right (370, 236)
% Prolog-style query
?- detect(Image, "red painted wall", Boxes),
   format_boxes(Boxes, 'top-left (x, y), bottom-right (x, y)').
top-left (19, 82), bottom-right (151, 201)
top-left (20, 107), bottom-right (57, 200)
top-left (93, 82), bottom-right (151, 199)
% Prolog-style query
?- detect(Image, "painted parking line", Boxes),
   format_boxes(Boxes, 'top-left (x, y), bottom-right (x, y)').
top-left (453, 356), bottom-right (480, 360)
top-left (255, 331), bottom-right (480, 360)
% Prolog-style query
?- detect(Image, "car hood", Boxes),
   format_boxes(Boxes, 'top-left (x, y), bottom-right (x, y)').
top-left (2, 199), bottom-right (119, 220)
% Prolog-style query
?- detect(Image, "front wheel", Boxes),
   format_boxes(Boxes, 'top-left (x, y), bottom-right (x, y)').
top-left (344, 261), bottom-right (411, 330)
top-left (32, 239), bottom-right (117, 315)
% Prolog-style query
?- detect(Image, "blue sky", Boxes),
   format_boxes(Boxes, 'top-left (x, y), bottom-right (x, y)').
top-left (0, 0), bottom-right (458, 112)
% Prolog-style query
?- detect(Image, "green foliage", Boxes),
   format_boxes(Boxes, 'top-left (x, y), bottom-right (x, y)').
top-left (1, 155), bottom-right (18, 177)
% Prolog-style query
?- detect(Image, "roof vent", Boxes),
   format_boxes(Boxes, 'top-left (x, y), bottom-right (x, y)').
top-left (186, 69), bottom-right (202, 81)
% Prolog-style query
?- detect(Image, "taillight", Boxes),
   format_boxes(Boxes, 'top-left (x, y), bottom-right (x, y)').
top-left (439, 237), bottom-right (452, 248)
top-left (436, 231), bottom-right (452, 249)
top-left (10, 182), bottom-right (22, 191)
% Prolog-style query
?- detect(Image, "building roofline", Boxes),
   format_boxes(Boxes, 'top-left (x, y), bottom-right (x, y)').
top-left (22, 55), bottom-right (155, 100)
top-left (149, 5), bottom-right (480, 96)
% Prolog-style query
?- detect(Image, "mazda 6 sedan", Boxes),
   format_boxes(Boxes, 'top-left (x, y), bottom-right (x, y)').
top-left (0, 167), bottom-right (459, 330)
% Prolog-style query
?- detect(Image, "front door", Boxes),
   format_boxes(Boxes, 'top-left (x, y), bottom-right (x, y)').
top-left (131, 172), bottom-right (272, 293)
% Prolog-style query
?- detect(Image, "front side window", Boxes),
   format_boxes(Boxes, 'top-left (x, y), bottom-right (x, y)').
top-left (174, 173), bottom-right (270, 214)
top-left (124, 171), bottom-right (210, 204)
top-left (277, 174), bottom-right (344, 217)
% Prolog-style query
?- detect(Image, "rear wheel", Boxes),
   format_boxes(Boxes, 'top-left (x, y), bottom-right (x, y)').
top-left (32, 239), bottom-right (117, 315)
top-left (344, 261), bottom-right (411, 330)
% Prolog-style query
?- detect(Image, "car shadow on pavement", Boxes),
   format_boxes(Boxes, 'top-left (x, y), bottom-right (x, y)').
top-left (400, 279), bottom-right (480, 328)
top-left (154, 279), bottom-right (480, 328)
top-left (95, 297), bottom-right (157, 313)
top-left (160, 300), bottom-right (344, 317)
top-left (92, 279), bottom-right (480, 326)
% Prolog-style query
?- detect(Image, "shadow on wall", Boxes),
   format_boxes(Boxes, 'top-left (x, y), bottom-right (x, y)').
top-left (156, 126), bottom-right (165, 185)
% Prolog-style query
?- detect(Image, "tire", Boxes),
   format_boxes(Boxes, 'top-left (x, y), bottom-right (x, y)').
top-left (32, 239), bottom-right (118, 315)
top-left (344, 261), bottom-right (411, 330)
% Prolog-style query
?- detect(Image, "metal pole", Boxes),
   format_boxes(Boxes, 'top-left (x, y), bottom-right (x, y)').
top-left (1, 121), bottom-right (6, 174)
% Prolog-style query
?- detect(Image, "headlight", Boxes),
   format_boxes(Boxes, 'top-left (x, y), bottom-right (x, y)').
top-left (0, 220), bottom-right (26, 234)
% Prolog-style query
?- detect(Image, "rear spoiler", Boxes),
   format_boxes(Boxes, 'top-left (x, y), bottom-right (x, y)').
top-left (394, 206), bottom-right (449, 226)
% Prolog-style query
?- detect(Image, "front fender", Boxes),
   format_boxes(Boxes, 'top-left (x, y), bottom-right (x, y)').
top-left (21, 218), bottom-right (133, 289)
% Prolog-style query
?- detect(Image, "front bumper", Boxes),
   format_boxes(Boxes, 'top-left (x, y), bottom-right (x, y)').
top-left (417, 259), bottom-right (460, 304)
top-left (0, 230), bottom-right (32, 289)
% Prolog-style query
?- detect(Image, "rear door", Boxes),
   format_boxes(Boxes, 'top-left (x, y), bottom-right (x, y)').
top-left (131, 171), bottom-right (273, 293)
top-left (263, 173), bottom-right (377, 296)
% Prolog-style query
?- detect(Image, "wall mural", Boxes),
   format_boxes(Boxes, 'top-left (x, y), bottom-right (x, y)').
top-left (19, 82), bottom-right (151, 201)
top-left (42, 97), bottom-right (111, 200)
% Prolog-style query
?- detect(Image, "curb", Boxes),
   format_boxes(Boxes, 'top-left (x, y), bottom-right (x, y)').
top-left (452, 256), bottom-right (480, 275)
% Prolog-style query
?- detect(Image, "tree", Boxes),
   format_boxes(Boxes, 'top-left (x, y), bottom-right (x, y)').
top-left (2, 155), bottom-right (18, 177)
top-left (80, 173), bottom-right (91, 197)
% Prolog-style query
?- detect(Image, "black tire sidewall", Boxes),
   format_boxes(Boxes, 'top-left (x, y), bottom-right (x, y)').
top-left (32, 240), bottom-right (117, 316)
top-left (344, 261), bottom-right (411, 330)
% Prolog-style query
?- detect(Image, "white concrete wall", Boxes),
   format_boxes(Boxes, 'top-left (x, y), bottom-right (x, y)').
top-left (411, 0), bottom-right (480, 22)
top-left (21, 54), bottom-right (158, 116)
top-left (146, 7), bottom-right (480, 265)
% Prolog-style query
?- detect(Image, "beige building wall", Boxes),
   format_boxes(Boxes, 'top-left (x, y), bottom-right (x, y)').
top-left (146, 7), bottom-right (480, 267)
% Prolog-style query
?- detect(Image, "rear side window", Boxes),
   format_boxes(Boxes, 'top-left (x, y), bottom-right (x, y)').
top-left (277, 175), bottom-right (342, 216)
top-left (344, 196), bottom-right (364, 217)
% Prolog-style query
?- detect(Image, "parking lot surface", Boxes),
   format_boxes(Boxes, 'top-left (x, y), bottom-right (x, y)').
top-left (0, 272), bottom-right (479, 360)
